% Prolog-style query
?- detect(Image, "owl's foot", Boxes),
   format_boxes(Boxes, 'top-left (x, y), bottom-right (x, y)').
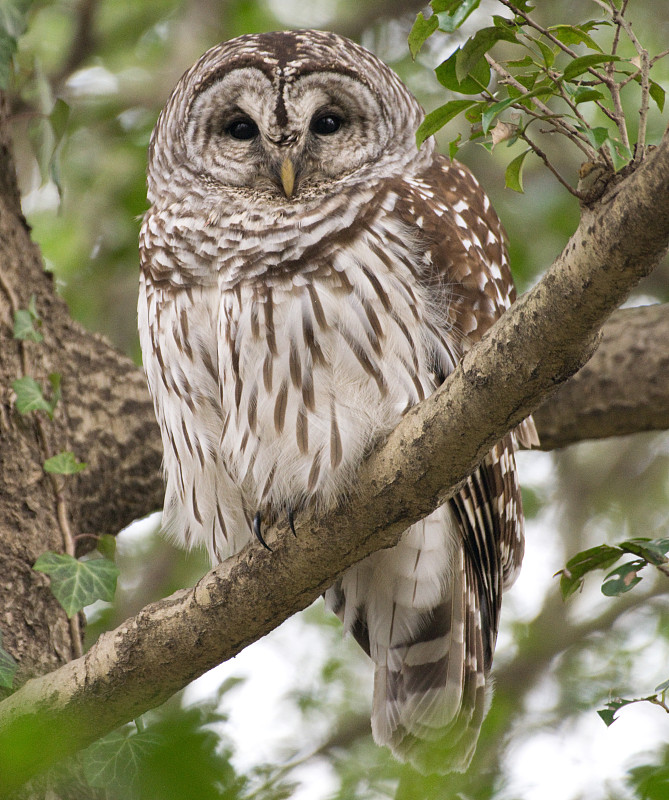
top-left (253, 511), bottom-right (272, 551)
top-left (287, 505), bottom-right (297, 537)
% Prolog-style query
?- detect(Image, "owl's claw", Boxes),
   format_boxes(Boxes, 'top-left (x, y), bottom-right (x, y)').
top-left (253, 511), bottom-right (272, 551)
top-left (287, 505), bottom-right (297, 537)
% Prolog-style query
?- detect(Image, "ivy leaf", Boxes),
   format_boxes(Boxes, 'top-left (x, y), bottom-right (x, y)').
top-left (434, 0), bottom-right (481, 34)
top-left (601, 560), bottom-right (644, 596)
top-left (83, 728), bottom-right (161, 795)
top-left (557, 543), bottom-right (622, 599)
top-left (416, 99), bottom-right (475, 146)
top-left (504, 149), bottom-right (531, 193)
top-left (12, 376), bottom-right (52, 416)
top-left (436, 49), bottom-right (491, 94)
top-left (563, 54), bottom-right (623, 82)
top-left (0, 632), bottom-right (18, 690)
top-left (409, 12), bottom-right (438, 59)
top-left (13, 309), bottom-right (43, 342)
top-left (43, 451), bottom-right (87, 475)
top-left (33, 552), bottom-right (119, 618)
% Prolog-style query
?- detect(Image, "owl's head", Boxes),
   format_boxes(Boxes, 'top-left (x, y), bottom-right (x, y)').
top-left (147, 30), bottom-right (432, 206)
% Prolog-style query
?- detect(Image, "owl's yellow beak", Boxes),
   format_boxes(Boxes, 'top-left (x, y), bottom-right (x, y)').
top-left (280, 156), bottom-right (295, 198)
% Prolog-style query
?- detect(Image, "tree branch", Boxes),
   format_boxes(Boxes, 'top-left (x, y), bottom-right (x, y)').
top-left (1, 126), bottom-right (669, 794)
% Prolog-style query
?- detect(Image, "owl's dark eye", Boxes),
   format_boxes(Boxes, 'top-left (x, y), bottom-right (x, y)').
top-left (226, 117), bottom-right (259, 140)
top-left (310, 113), bottom-right (342, 135)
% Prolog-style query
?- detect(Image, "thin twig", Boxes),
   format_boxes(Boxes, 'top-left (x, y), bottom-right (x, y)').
top-left (520, 131), bottom-right (586, 199)
top-left (486, 53), bottom-right (599, 160)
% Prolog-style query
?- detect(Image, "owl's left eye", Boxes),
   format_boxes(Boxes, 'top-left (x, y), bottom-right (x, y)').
top-left (310, 113), bottom-right (342, 135)
top-left (226, 117), bottom-right (259, 140)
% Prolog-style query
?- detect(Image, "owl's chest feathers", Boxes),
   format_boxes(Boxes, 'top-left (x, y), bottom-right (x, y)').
top-left (217, 226), bottom-right (456, 515)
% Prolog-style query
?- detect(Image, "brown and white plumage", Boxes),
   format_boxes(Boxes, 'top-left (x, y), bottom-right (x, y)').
top-left (138, 29), bottom-right (537, 774)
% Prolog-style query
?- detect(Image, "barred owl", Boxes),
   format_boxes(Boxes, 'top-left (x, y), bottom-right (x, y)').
top-left (138, 29), bottom-right (537, 774)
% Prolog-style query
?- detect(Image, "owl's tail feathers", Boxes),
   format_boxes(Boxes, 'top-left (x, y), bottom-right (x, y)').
top-left (370, 550), bottom-right (491, 775)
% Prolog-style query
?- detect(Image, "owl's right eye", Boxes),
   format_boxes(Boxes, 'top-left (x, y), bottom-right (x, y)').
top-left (226, 117), bottom-right (259, 140)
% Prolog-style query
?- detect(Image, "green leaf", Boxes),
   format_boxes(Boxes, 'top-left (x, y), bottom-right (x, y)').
top-left (0, 632), bottom-right (17, 690)
top-left (409, 12), bottom-right (438, 59)
top-left (49, 98), bottom-right (69, 141)
top-left (12, 376), bottom-right (52, 416)
top-left (448, 132), bottom-right (462, 160)
top-left (482, 97), bottom-right (517, 134)
top-left (97, 533), bottom-right (117, 561)
top-left (619, 537), bottom-right (669, 566)
top-left (43, 451), bottom-right (87, 475)
top-left (548, 24), bottom-right (603, 52)
top-left (535, 38), bottom-right (556, 68)
top-left (608, 137), bottom-right (633, 171)
top-left (83, 729), bottom-right (161, 793)
top-left (33, 552), bottom-right (119, 618)
top-left (598, 698), bottom-right (635, 727)
top-left (583, 125), bottom-right (610, 150)
top-left (655, 678), bottom-right (669, 694)
top-left (601, 560), bottom-right (644, 596)
top-left (649, 80), bottom-right (665, 112)
top-left (13, 309), bottom-right (43, 342)
top-left (563, 54), bottom-right (623, 82)
top-left (435, 0), bottom-right (481, 33)
top-left (416, 100), bottom-right (475, 146)
top-left (505, 149), bottom-right (531, 193)
top-left (558, 543), bottom-right (622, 599)
top-left (456, 25), bottom-right (518, 82)
top-left (572, 86), bottom-right (605, 105)
top-left (436, 49), bottom-right (491, 94)
top-left (507, 55), bottom-right (534, 68)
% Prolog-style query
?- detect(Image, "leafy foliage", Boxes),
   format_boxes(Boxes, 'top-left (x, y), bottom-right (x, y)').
top-left (410, 0), bottom-right (669, 195)
top-left (33, 552), bottom-right (119, 617)
top-left (557, 537), bottom-right (669, 599)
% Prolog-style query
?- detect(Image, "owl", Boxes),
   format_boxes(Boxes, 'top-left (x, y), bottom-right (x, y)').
top-left (138, 29), bottom-right (537, 775)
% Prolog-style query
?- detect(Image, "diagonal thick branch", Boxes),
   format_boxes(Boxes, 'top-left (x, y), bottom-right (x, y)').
top-left (1, 127), bottom-right (669, 794)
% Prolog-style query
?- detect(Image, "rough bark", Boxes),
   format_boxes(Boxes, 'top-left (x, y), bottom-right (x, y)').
top-left (1, 117), bottom-right (668, 793)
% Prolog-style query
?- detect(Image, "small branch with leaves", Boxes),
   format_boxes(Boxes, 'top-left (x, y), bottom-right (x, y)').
top-left (410, 0), bottom-right (669, 197)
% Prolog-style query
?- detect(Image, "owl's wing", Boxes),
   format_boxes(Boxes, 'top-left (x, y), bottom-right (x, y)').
top-left (370, 154), bottom-right (538, 772)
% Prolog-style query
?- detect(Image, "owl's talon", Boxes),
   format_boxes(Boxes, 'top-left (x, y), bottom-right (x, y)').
top-left (253, 511), bottom-right (272, 551)
top-left (287, 505), bottom-right (297, 537)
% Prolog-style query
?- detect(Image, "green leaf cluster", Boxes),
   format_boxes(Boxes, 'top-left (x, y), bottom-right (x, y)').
top-left (557, 537), bottom-right (669, 599)
top-left (410, 1), bottom-right (667, 190)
